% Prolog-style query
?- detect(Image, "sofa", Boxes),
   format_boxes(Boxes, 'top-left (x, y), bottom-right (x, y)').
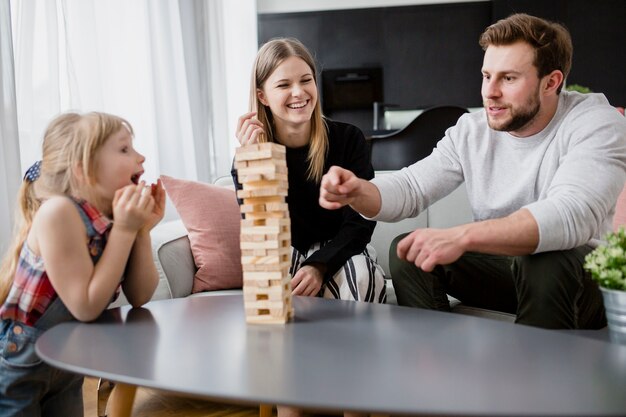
top-left (114, 172), bottom-right (516, 323)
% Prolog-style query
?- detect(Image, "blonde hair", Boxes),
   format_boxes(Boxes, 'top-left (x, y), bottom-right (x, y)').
top-left (0, 112), bottom-right (132, 304)
top-left (250, 37), bottom-right (328, 183)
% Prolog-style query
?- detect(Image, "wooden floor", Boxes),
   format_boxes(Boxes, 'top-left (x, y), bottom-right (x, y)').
top-left (82, 378), bottom-right (369, 416)
top-left (83, 377), bottom-right (262, 417)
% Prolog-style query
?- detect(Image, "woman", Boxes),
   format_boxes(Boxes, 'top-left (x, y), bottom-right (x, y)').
top-left (234, 37), bottom-right (386, 304)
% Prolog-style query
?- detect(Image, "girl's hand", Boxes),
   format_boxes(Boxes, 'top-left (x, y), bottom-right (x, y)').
top-left (291, 265), bottom-right (324, 297)
top-left (236, 111), bottom-right (265, 146)
top-left (141, 178), bottom-right (165, 232)
top-left (112, 181), bottom-right (155, 233)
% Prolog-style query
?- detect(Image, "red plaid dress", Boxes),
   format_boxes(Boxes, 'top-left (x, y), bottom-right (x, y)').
top-left (0, 198), bottom-right (114, 326)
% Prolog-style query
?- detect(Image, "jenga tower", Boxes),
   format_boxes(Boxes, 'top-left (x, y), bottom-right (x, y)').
top-left (235, 142), bottom-right (294, 324)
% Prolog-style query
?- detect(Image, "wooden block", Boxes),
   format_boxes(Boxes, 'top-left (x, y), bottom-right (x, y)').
top-left (243, 291), bottom-right (293, 324)
top-left (244, 211), bottom-right (289, 220)
top-left (240, 237), bottom-right (290, 250)
top-left (242, 261), bottom-right (291, 272)
top-left (244, 277), bottom-right (291, 291)
top-left (239, 223), bottom-right (290, 235)
top-left (243, 275), bottom-right (290, 292)
top-left (264, 202), bottom-right (289, 212)
top-left (245, 314), bottom-right (290, 324)
top-left (244, 275), bottom-right (290, 290)
top-left (239, 173), bottom-right (263, 182)
top-left (241, 253), bottom-right (290, 266)
top-left (235, 158), bottom-right (286, 169)
top-left (242, 196), bottom-right (284, 205)
top-left (240, 231), bottom-right (286, 241)
top-left (243, 269), bottom-right (289, 281)
top-left (241, 249), bottom-right (269, 257)
top-left (240, 202), bottom-right (289, 214)
top-left (242, 179), bottom-right (288, 191)
top-left (270, 306), bottom-right (289, 316)
top-left (237, 187), bottom-right (288, 199)
top-left (234, 142), bottom-right (286, 162)
top-left (245, 299), bottom-right (288, 310)
top-left (239, 173), bottom-right (288, 183)
top-left (241, 218), bottom-right (290, 228)
top-left (243, 285), bottom-right (287, 301)
top-left (240, 247), bottom-right (291, 258)
top-left (238, 165), bottom-right (288, 178)
top-left (239, 203), bottom-right (267, 214)
top-left (240, 233), bottom-right (271, 243)
top-left (245, 301), bottom-right (291, 316)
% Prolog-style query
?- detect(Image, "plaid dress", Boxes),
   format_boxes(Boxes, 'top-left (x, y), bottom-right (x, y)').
top-left (0, 198), bottom-right (114, 326)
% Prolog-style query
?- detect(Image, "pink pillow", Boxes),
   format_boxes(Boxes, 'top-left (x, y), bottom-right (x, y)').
top-left (160, 175), bottom-right (242, 292)
top-left (614, 183), bottom-right (626, 231)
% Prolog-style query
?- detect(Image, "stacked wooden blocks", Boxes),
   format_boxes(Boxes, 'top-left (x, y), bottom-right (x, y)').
top-left (235, 142), bottom-right (294, 324)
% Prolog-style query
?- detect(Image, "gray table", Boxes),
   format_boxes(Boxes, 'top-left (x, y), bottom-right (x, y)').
top-left (36, 295), bottom-right (626, 416)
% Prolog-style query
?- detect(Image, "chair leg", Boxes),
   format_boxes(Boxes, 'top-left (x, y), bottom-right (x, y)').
top-left (259, 404), bottom-right (273, 417)
top-left (97, 378), bottom-right (115, 417)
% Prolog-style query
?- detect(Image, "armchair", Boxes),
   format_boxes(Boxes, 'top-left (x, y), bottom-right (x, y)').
top-left (369, 105), bottom-right (468, 170)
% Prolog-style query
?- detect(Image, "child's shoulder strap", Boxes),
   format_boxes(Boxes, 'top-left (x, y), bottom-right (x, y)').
top-left (67, 197), bottom-right (97, 238)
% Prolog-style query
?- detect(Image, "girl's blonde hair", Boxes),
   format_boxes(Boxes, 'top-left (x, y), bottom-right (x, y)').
top-left (0, 112), bottom-right (132, 304)
top-left (250, 37), bottom-right (328, 183)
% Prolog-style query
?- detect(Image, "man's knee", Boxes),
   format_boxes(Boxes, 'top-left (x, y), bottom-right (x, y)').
top-left (513, 252), bottom-right (562, 292)
top-left (389, 233), bottom-right (450, 310)
top-left (512, 248), bottom-right (603, 329)
top-left (389, 233), bottom-right (413, 280)
top-left (389, 233), bottom-right (410, 256)
top-left (512, 249), bottom-right (585, 294)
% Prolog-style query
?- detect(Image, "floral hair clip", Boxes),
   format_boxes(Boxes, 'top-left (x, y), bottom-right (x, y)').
top-left (24, 160), bottom-right (42, 182)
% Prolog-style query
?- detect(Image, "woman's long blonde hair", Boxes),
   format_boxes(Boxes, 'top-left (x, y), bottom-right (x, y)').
top-left (250, 37), bottom-right (328, 183)
top-left (0, 112), bottom-right (132, 304)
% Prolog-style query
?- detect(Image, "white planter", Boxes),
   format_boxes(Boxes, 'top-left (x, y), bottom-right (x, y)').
top-left (601, 287), bottom-right (626, 345)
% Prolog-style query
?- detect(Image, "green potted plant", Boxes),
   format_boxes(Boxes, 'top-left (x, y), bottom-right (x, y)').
top-left (584, 227), bottom-right (626, 344)
top-left (565, 83), bottom-right (592, 94)
top-left (565, 83), bottom-right (625, 115)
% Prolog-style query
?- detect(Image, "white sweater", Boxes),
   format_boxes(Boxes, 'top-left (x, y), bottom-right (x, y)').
top-left (371, 91), bottom-right (626, 252)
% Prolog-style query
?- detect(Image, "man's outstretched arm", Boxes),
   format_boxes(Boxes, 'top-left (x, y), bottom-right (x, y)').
top-left (319, 166), bottom-right (382, 218)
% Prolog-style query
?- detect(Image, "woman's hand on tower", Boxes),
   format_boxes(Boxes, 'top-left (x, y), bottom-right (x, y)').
top-left (236, 111), bottom-right (265, 145)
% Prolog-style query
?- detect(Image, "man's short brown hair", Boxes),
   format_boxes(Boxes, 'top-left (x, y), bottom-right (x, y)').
top-left (479, 13), bottom-right (572, 93)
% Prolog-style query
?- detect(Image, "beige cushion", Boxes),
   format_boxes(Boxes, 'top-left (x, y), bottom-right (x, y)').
top-left (160, 175), bottom-right (242, 293)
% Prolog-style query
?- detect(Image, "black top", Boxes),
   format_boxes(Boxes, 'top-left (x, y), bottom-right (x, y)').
top-left (232, 120), bottom-right (376, 282)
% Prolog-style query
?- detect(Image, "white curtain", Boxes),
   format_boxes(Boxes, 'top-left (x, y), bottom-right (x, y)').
top-left (6, 0), bottom-right (257, 224)
top-left (0, 0), bottom-right (21, 254)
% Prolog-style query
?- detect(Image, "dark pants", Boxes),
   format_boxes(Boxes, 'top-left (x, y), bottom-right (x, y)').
top-left (389, 233), bottom-right (607, 329)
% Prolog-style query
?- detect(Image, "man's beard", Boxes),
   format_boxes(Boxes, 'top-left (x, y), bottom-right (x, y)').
top-left (486, 87), bottom-right (541, 133)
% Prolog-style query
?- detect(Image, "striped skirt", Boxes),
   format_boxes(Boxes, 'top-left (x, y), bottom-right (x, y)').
top-left (289, 242), bottom-right (387, 303)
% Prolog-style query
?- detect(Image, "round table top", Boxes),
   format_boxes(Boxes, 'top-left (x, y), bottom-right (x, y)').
top-left (36, 295), bottom-right (626, 415)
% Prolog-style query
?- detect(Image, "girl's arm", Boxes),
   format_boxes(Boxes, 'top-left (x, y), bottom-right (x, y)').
top-left (121, 180), bottom-right (165, 307)
top-left (35, 184), bottom-right (155, 321)
top-left (121, 230), bottom-right (159, 307)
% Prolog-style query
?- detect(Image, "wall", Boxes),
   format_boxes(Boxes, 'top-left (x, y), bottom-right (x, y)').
top-left (259, 2), bottom-right (491, 131)
top-left (258, 0), bottom-right (626, 132)
top-left (492, 0), bottom-right (626, 107)
top-left (258, 0), bottom-right (485, 13)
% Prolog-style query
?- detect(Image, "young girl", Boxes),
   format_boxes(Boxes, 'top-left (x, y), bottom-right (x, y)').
top-left (0, 112), bottom-right (164, 416)
top-left (235, 37), bottom-right (386, 305)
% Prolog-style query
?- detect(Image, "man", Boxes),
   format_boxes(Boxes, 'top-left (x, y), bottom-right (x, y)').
top-left (319, 13), bottom-right (626, 329)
